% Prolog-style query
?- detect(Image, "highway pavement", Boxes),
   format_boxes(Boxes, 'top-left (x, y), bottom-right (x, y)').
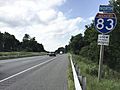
top-left (0, 54), bottom-right (68, 90)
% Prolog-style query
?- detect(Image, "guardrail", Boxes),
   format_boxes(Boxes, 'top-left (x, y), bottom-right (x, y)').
top-left (70, 54), bottom-right (86, 90)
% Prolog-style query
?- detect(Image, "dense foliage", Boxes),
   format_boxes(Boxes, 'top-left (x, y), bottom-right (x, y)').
top-left (0, 32), bottom-right (45, 52)
top-left (67, 0), bottom-right (120, 72)
top-left (55, 47), bottom-right (65, 54)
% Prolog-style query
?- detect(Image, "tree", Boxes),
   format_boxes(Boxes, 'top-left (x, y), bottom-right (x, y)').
top-left (79, 23), bottom-right (99, 62)
top-left (104, 0), bottom-right (120, 72)
top-left (55, 47), bottom-right (65, 54)
top-left (84, 23), bottom-right (98, 46)
top-left (21, 34), bottom-right (45, 52)
top-left (2, 32), bottom-right (20, 51)
top-left (23, 34), bottom-right (30, 41)
top-left (65, 45), bottom-right (69, 53)
top-left (69, 34), bottom-right (84, 54)
top-left (0, 32), bottom-right (45, 52)
top-left (0, 32), bottom-right (3, 51)
top-left (21, 34), bottom-right (31, 51)
top-left (37, 43), bottom-right (45, 52)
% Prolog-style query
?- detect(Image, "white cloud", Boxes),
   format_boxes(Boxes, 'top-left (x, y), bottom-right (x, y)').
top-left (37, 9), bottom-right (57, 23)
top-left (0, 0), bottom-right (83, 51)
top-left (88, 16), bottom-right (94, 21)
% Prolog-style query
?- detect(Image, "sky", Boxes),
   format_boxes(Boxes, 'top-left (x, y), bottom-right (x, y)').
top-left (0, 0), bottom-right (109, 51)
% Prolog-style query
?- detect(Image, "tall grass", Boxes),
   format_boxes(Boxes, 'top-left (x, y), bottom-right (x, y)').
top-left (72, 55), bottom-right (120, 90)
top-left (67, 55), bottom-right (75, 90)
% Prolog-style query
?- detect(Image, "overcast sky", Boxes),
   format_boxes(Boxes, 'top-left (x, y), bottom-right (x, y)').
top-left (0, 0), bottom-right (109, 51)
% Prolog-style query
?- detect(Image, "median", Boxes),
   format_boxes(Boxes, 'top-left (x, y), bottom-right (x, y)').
top-left (0, 52), bottom-right (46, 60)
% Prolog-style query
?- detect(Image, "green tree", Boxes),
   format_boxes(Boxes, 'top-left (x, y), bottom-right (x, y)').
top-left (0, 32), bottom-right (3, 51)
top-left (69, 34), bottom-right (84, 54)
top-left (3, 32), bottom-right (20, 51)
top-left (23, 34), bottom-right (30, 41)
top-left (64, 44), bottom-right (70, 53)
top-left (104, 0), bottom-right (120, 72)
top-left (79, 23), bottom-right (99, 62)
top-left (21, 34), bottom-right (31, 51)
top-left (55, 47), bottom-right (65, 54)
top-left (21, 34), bottom-right (45, 52)
top-left (84, 23), bottom-right (98, 46)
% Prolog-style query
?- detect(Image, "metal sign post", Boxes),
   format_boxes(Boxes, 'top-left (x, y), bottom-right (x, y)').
top-left (98, 34), bottom-right (104, 81)
top-left (97, 34), bottom-right (110, 81)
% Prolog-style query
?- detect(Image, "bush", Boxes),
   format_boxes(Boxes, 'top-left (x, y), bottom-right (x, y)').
top-left (79, 42), bottom-right (99, 63)
top-left (72, 54), bottom-right (120, 90)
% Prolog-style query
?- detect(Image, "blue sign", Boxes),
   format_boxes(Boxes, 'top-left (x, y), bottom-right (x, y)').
top-left (95, 13), bottom-right (117, 34)
top-left (99, 5), bottom-right (113, 13)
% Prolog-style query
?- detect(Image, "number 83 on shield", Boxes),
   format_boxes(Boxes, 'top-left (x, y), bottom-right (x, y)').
top-left (95, 13), bottom-right (117, 34)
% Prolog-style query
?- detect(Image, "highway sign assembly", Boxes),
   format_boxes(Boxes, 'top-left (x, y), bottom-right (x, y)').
top-left (95, 13), bottom-right (117, 34)
top-left (98, 34), bottom-right (109, 46)
top-left (95, 4), bottom-right (117, 82)
top-left (99, 5), bottom-right (113, 13)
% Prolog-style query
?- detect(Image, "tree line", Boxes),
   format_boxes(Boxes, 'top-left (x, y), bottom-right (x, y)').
top-left (66, 0), bottom-right (120, 72)
top-left (0, 32), bottom-right (45, 52)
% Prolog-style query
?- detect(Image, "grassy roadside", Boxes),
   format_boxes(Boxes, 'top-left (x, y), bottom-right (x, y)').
top-left (72, 55), bottom-right (120, 90)
top-left (0, 52), bottom-right (46, 60)
top-left (67, 55), bottom-right (75, 90)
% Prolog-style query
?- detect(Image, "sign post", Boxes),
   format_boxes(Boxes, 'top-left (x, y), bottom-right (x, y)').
top-left (98, 38), bottom-right (104, 81)
top-left (94, 5), bottom-right (117, 82)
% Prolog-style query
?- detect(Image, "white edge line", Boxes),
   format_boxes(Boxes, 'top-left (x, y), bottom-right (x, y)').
top-left (0, 57), bottom-right (57, 83)
top-left (70, 54), bottom-right (82, 90)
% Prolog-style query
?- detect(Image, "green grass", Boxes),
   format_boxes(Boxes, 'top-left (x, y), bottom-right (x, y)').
top-left (72, 55), bottom-right (120, 90)
top-left (67, 55), bottom-right (75, 90)
top-left (0, 52), bottom-right (46, 60)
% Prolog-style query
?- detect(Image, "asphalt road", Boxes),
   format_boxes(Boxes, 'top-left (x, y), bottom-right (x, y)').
top-left (0, 54), bottom-right (68, 90)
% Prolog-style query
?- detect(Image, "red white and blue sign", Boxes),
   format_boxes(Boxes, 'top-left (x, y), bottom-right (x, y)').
top-left (95, 13), bottom-right (117, 34)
